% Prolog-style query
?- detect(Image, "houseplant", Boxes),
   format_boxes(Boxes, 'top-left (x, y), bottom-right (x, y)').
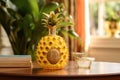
top-left (0, 0), bottom-right (80, 60)
top-left (104, 2), bottom-right (120, 37)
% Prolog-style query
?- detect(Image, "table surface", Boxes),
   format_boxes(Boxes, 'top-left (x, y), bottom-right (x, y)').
top-left (0, 61), bottom-right (120, 80)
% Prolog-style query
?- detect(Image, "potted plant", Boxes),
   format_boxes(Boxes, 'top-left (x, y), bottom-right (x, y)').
top-left (0, 0), bottom-right (80, 60)
top-left (104, 2), bottom-right (120, 37)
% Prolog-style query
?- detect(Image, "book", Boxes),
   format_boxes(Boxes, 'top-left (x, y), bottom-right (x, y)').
top-left (0, 55), bottom-right (32, 68)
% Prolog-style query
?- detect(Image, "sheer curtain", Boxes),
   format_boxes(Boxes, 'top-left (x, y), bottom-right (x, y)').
top-left (64, 0), bottom-right (77, 60)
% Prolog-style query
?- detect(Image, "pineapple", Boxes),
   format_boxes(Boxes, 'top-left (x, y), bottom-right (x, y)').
top-left (36, 11), bottom-right (69, 69)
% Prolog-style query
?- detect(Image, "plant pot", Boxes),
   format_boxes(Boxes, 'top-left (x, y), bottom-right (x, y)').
top-left (105, 21), bottom-right (120, 37)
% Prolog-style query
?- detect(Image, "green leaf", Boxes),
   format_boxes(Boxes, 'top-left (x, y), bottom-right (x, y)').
top-left (42, 2), bottom-right (59, 14)
top-left (11, 0), bottom-right (39, 21)
top-left (61, 30), bottom-right (82, 45)
top-left (19, 14), bottom-right (34, 38)
top-left (57, 22), bottom-right (73, 28)
top-left (42, 13), bottom-right (49, 18)
top-left (68, 30), bottom-right (79, 38)
top-left (38, 0), bottom-right (46, 10)
top-left (7, 8), bottom-right (21, 20)
top-left (39, 2), bottom-right (59, 22)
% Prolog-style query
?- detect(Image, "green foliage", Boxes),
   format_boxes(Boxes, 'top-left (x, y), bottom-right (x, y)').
top-left (42, 11), bottom-right (73, 28)
top-left (104, 2), bottom-right (120, 22)
top-left (0, 0), bottom-right (80, 60)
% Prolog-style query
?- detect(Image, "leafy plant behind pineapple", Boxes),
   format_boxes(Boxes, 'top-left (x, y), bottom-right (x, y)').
top-left (0, 0), bottom-right (80, 60)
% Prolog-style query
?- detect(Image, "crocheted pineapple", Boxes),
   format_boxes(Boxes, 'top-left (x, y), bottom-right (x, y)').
top-left (36, 11), bottom-right (69, 69)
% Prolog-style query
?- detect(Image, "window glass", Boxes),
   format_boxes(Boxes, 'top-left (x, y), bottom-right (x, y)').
top-left (89, 0), bottom-right (120, 36)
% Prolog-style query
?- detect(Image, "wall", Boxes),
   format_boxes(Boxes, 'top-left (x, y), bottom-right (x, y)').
top-left (88, 36), bottom-right (120, 63)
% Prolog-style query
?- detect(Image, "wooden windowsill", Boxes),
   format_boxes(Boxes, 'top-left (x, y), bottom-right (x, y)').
top-left (89, 36), bottom-right (120, 48)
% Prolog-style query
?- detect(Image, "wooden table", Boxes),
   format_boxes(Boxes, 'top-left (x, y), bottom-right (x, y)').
top-left (0, 61), bottom-right (120, 80)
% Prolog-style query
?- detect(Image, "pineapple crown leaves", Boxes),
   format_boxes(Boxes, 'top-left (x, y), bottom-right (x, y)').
top-left (42, 11), bottom-right (62, 28)
top-left (41, 3), bottom-right (73, 29)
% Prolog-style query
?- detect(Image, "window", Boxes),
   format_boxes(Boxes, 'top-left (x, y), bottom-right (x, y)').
top-left (89, 0), bottom-right (120, 36)
top-left (84, 0), bottom-right (120, 53)
top-left (87, 0), bottom-right (120, 62)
